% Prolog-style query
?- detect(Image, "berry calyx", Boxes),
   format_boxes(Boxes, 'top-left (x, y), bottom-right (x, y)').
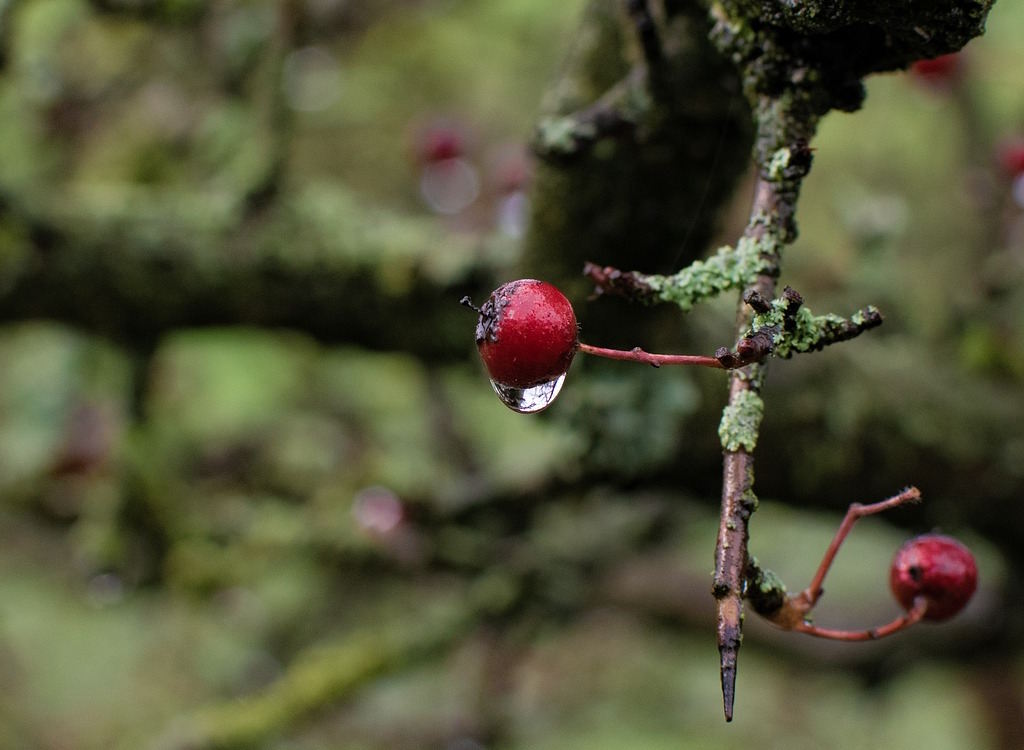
top-left (474, 279), bottom-right (578, 389)
top-left (889, 534), bottom-right (978, 621)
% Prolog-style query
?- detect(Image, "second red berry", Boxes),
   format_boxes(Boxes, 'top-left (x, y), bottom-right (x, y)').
top-left (889, 533), bottom-right (978, 621)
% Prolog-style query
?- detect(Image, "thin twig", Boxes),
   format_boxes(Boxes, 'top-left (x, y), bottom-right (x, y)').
top-left (793, 598), bottom-right (927, 641)
top-left (797, 487), bottom-right (921, 608)
top-left (583, 261), bottom-right (658, 304)
top-left (578, 343), bottom-right (725, 368)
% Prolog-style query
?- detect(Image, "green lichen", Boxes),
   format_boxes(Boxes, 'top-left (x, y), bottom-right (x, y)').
top-left (782, 309), bottom-right (846, 355)
top-left (747, 293), bottom-right (882, 358)
top-left (743, 556), bottom-right (787, 617)
top-left (535, 116), bottom-right (597, 155)
top-left (751, 297), bottom-right (788, 335)
top-left (740, 486), bottom-right (759, 513)
top-left (850, 307), bottom-right (876, 327)
top-left (718, 388), bottom-right (764, 452)
top-left (650, 235), bottom-right (777, 312)
top-left (766, 147), bottom-right (791, 181)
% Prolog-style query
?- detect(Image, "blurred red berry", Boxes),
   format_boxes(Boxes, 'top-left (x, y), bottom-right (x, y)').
top-left (415, 122), bottom-right (466, 163)
top-left (910, 53), bottom-right (964, 86)
top-left (474, 279), bottom-right (578, 388)
top-left (489, 145), bottom-right (533, 194)
top-left (889, 533), bottom-right (978, 621)
top-left (50, 403), bottom-right (115, 478)
top-left (997, 137), bottom-right (1024, 176)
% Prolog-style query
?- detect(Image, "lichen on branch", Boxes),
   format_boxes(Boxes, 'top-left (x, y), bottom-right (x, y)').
top-left (718, 388), bottom-right (765, 452)
top-left (533, 68), bottom-right (652, 158)
top-left (737, 286), bottom-right (885, 359)
top-left (585, 236), bottom-right (778, 310)
top-left (650, 236), bottom-right (779, 310)
top-left (742, 556), bottom-right (787, 619)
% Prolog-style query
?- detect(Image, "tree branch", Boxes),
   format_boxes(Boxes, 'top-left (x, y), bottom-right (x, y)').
top-left (0, 185), bottom-right (497, 357)
top-left (533, 67), bottom-right (649, 160)
top-left (157, 600), bottom-right (479, 750)
top-left (707, 0), bottom-right (994, 720)
top-left (713, 94), bottom-right (820, 721)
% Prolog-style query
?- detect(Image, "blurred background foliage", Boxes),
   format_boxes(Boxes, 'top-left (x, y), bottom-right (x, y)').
top-left (0, 0), bottom-right (1022, 748)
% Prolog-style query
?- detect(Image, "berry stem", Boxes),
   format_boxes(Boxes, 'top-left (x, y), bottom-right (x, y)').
top-left (792, 597), bottom-right (928, 641)
top-left (796, 486), bottom-right (922, 610)
top-left (577, 342), bottom-right (725, 369)
top-left (459, 296), bottom-right (481, 314)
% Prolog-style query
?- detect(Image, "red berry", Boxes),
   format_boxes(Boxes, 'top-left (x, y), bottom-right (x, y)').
top-left (889, 534), bottom-right (977, 621)
top-left (475, 279), bottom-right (578, 388)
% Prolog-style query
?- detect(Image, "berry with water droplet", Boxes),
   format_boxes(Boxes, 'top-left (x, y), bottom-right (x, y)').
top-left (890, 534), bottom-right (977, 621)
top-left (473, 280), bottom-right (578, 410)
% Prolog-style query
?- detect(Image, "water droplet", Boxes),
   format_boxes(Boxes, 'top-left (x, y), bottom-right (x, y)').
top-left (489, 373), bottom-right (566, 413)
